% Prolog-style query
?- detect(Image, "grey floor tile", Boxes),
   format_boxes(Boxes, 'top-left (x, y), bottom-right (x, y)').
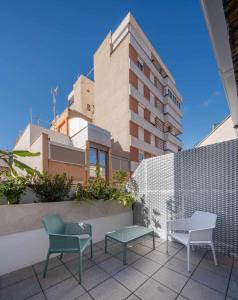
top-left (114, 266), bottom-right (148, 292)
top-left (65, 257), bottom-right (94, 275)
top-left (157, 243), bottom-right (181, 256)
top-left (116, 250), bottom-right (141, 265)
top-left (192, 265), bottom-right (229, 294)
top-left (89, 277), bottom-right (130, 300)
top-left (107, 243), bottom-right (123, 256)
top-left (33, 257), bottom-right (62, 274)
top-left (165, 257), bottom-right (195, 277)
top-left (227, 279), bottom-right (238, 300)
top-left (135, 278), bottom-right (177, 300)
top-left (45, 277), bottom-right (85, 300)
top-left (199, 257), bottom-right (231, 278)
top-left (176, 296), bottom-right (187, 300)
top-left (130, 244), bottom-right (152, 256)
top-left (99, 257), bottom-right (125, 275)
top-left (139, 237), bottom-right (157, 248)
top-left (145, 249), bottom-right (171, 265)
top-left (81, 265), bottom-right (110, 290)
top-left (61, 253), bottom-right (78, 263)
top-left (26, 292), bottom-right (46, 300)
top-left (126, 294), bottom-right (140, 300)
top-left (77, 292), bottom-right (93, 299)
top-left (153, 266), bottom-right (188, 293)
top-left (167, 240), bottom-right (184, 250)
top-left (231, 260), bottom-right (238, 283)
top-left (205, 252), bottom-right (233, 267)
top-left (181, 279), bottom-right (224, 300)
top-left (0, 266), bottom-right (35, 288)
top-left (132, 256), bottom-right (162, 276)
top-left (174, 248), bottom-right (205, 265)
top-left (0, 276), bottom-right (41, 300)
top-left (38, 264), bottom-right (72, 290)
top-left (92, 251), bottom-right (112, 264)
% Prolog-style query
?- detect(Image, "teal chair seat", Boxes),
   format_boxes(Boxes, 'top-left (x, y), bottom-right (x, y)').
top-left (42, 214), bottom-right (93, 283)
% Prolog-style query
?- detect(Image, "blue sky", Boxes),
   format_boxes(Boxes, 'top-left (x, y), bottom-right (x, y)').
top-left (0, 0), bottom-right (229, 150)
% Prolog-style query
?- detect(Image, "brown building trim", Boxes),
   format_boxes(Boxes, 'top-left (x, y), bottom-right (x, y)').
top-left (144, 85), bottom-right (150, 101)
top-left (130, 121), bottom-right (139, 138)
top-left (129, 96), bottom-right (138, 113)
top-left (144, 108), bottom-right (151, 122)
top-left (130, 146), bottom-right (139, 162)
top-left (144, 129), bottom-right (151, 144)
top-left (129, 70), bottom-right (138, 89)
top-left (129, 44), bottom-right (138, 63)
top-left (144, 152), bottom-right (152, 159)
top-left (144, 63), bottom-right (150, 78)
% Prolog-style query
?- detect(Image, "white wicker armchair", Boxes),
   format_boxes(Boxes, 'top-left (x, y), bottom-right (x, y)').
top-left (166, 211), bottom-right (218, 271)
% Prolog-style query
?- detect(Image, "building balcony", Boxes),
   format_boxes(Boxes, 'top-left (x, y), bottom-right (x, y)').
top-left (164, 140), bottom-right (180, 153)
top-left (164, 98), bottom-right (182, 117)
top-left (164, 113), bottom-right (182, 134)
top-left (164, 132), bottom-right (182, 149)
top-left (70, 121), bottom-right (111, 149)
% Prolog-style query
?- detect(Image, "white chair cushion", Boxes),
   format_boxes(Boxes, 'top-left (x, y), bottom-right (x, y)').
top-left (169, 232), bottom-right (189, 245)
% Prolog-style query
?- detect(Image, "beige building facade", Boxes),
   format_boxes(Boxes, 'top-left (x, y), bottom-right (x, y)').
top-left (14, 13), bottom-right (182, 183)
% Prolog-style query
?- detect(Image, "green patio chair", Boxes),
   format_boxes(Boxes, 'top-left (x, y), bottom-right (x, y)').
top-left (42, 214), bottom-right (93, 283)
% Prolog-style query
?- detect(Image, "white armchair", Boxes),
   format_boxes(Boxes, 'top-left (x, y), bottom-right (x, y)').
top-left (166, 211), bottom-right (217, 271)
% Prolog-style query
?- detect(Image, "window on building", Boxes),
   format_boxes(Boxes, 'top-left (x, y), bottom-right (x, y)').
top-left (138, 150), bottom-right (144, 162)
top-left (89, 147), bottom-right (107, 179)
top-left (137, 57), bottom-right (143, 71)
top-left (138, 79), bottom-right (144, 95)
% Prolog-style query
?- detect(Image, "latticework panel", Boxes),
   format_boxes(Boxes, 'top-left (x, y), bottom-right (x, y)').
top-left (132, 139), bottom-right (238, 256)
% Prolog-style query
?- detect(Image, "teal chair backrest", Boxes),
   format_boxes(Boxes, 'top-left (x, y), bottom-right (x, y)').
top-left (42, 214), bottom-right (65, 235)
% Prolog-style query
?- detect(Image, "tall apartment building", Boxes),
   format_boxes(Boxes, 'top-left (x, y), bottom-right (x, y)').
top-left (14, 13), bottom-right (182, 183)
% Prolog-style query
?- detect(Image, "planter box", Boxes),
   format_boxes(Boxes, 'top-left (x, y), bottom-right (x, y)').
top-left (0, 199), bottom-right (130, 236)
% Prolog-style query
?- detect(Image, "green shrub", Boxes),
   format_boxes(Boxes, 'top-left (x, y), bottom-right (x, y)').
top-left (0, 175), bottom-right (26, 205)
top-left (75, 168), bottom-right (135, 207)
top-left (29, 172), bottom-right (72, 202)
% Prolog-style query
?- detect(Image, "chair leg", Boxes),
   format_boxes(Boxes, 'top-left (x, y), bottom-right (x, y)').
top-left (211, 242), bottom-right (218, 265)
top-left (43, 251), bottom-right (50, 278)
top-left (78, 252), bottom-right (82, 284)
top-left (59, 253), bottom-right (63, 260)
top-left (187, 245), bottom-right (190, 272)
top-left (90, 240), bottom-right (93, 258)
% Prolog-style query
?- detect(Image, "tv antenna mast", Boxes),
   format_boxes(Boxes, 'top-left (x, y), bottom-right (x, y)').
top-left (51, 87), bottom-right (58, 128)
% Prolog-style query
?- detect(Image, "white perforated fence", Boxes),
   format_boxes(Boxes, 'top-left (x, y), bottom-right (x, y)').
top-left (131, 139), bottom-right (238, 256)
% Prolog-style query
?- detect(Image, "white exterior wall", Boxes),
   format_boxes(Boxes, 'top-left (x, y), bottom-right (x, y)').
top-left (197, 116), bottom-right (237, 147)
top-left (0, 211), bottom-right (132, 276)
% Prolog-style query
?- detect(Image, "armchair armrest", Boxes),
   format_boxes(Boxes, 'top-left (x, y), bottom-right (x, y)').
top-left (49, 233), bottom-right (80, 250)
top-left (189, 228), bottom-right (214, 242)
top-left (64, 222), bottom-right (92, 237)
top-left (167, 218), bottom-right (189, 232)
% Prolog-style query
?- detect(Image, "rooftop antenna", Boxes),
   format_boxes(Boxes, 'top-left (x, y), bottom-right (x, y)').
top-left (29, 108), bottom-right (32, 124)
top-left (51, 87), bottom-right (58, 128)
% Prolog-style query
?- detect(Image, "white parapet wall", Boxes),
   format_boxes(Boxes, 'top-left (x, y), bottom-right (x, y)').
top-left (0, 201), bottom-right (133, 276)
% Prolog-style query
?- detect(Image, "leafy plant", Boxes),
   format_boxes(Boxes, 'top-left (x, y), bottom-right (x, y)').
top-left (112, 170), bottom-right (128, 190)
top-left (0, 149), bottom-right (40, 177)
top-left (29, 172), bottom-right (72, 202)
top-left (75, 167), bottom-right (135, 207)
top-left (0, 175), bottom-right (27, 204)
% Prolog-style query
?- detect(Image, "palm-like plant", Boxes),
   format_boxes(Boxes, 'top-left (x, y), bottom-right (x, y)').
top-left (0, 149), bottom-right (40, 177)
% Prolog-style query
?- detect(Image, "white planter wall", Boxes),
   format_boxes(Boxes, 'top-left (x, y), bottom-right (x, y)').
top-left (0, 201), bottom-right (133, 276)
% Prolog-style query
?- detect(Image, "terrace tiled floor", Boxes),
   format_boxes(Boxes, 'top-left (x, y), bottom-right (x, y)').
top-left (0, 236), bottom-right (237, 300)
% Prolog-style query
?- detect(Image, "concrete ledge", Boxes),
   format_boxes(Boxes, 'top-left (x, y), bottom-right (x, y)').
top-left (0, 200), bottom-right (131, 236)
